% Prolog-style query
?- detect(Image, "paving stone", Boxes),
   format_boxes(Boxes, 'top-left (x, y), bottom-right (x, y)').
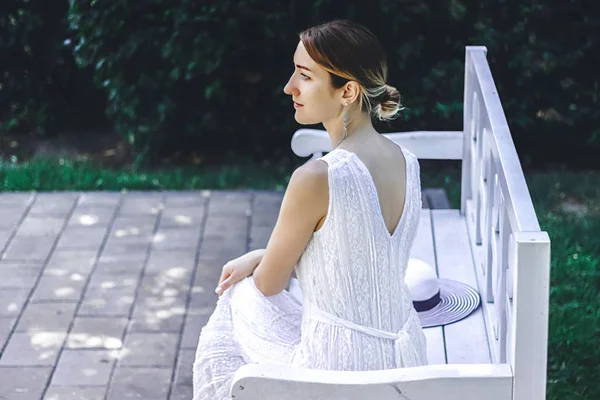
top-left (17, 216), bottom-right (66, 236)
top-left (87, 271), bottom-right (141, 292)
top-left (106, 367), bottom-right (172, 400)
top-left (44, 386), bottom-right (107, 400)
top-left (0, 260), bottom-right (44, 269)
top-left (159, 206), bottom-right (206, 228)
top-left (188, 287), bottom-right (218, 313)
top-left (31, 273), bottom-right (87, 302)
top-left (119, 193), bottom-right (166, 215)
top-left (56, 227), bottom-right (107, 249)
top-left (0, 317), bottom-right (16, 349)
top-left (112, 215), bottom-right (158, 231)
top-left (45, 250), bottom-right (97, 274)
top-left (250, 211), bottom-right (278, 228)
top-left (129, 292), bottom-right (187, 333)
top-left (151, 227), bottom-right (202, 250)
top-left (15, 302), bottom-right (77, 332)
top-left (0, 192), bottom-right (35, 207)
top-left (180, 292), bottom-right (216, 349)
top-left (196, 238), bottom-right (247, 272)
top-left (169, 384), bottom-right (192, 400)
top-left (0, 366), bottom-right (52, 400)
top-left (51, 348), bottom-right (119, 386)
top-left (0, 331), bottom-right (66, 366)
top-left (78, 192), bottom-right (122, 207)
top-left (105, 233), bottom-right (153, 247)
top-left (110, 217), bottom-right (156, 241)
top-left (119, 333), bottom-right (178, 367)
top-left (248, 238), bottom-right (267, 251)
top-left (48, 249), bottom-right (98, 262)
top-left (173, 349), bottom-right (194, 387)
top-left (79, 287), bottom-right (136, 317)
top-left (180, 315), bottom-right (205, 349)
top-left (93, 258), bottom-right (146, 276)
top-left (145, 250), bottom-right (196, 276)
top-left (66, 317), bottom-right (127, 349)
top-left (0, 208), bottom-right (27, 229)
top-left (194, 257), bottom-right (225, 288)
top-left (2, 236), bottom-right (56, 261)
top-left (138, 270), bottom-right (192, 299)
top-left (129, 312), bottom-right (184, 333)
top-left (207, 192), bottom-right (252, 216)
top-left (250, 224), bottom-right (274, 239)
top-left (165, 191), bottom-right (209, 207)
top-left (0, 288), bottom-right (31, 316)
top-left (101, 242), bottom-right (150, 258)
top-left (252, 196), bottom-right (283, 223)
top-left (0, 264), bottom-right (42, 289)
top-left (0, 230), bottom-right (13, 250)
top-left (69, 206), bottom-right (117, 227)
top-left (249, 225), bottom-right (273, 249)
top-left (203, 215), bottom-right (249, 240)
top-left (29, 194), bottom-right (77, 215)
top-left (200, 236), bottom-right (247, 256)
top-left (107, 222), bottom-right (155, 249)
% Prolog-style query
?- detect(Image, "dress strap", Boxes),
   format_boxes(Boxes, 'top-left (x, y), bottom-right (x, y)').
top-left (317, 148), bottom-right (349, 166)
top-left (306, 302), bottom-right (422, 368)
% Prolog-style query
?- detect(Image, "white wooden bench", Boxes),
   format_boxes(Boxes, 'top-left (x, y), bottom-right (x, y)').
top-left (230, 46), bottom-right (551, 400)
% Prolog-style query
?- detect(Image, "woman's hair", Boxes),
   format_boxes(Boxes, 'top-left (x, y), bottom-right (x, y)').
top-left (299, 19), bottom-right (402, 121)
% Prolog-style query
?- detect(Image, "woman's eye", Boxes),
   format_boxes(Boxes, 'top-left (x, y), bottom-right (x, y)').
top-left (300, 73), bottom-right (310, 81)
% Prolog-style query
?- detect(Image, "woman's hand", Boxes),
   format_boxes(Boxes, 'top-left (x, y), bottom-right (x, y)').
top-left (215, 249), bottom-right (266, 296)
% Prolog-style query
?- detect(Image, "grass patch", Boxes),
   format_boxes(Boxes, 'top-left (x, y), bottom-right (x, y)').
top-left (0, 158), bottom-right (296, 192)
top-left (0, 158), bottom-right (598, 399)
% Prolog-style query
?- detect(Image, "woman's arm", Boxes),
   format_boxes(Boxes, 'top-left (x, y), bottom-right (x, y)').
top-left (252, 160), bottom-right (329, 296)
top-left (214, 248), bottom-right (266, 295)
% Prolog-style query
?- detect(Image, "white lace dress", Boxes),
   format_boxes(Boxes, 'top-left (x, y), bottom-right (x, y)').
top-left (192, 147), bottom-right (428, 399)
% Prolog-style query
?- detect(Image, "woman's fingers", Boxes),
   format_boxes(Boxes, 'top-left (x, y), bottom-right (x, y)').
top-left (215, 274), bottom-right (236, 296)
top-left (218, 263), bottom-right (231, 286)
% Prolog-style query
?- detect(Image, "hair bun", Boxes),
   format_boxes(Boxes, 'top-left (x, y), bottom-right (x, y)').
top-left (374, 84), bottom-right (402, 121)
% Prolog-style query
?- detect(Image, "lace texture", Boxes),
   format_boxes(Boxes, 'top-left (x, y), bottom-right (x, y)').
top-left (192, 146), bottom-right (427, 400)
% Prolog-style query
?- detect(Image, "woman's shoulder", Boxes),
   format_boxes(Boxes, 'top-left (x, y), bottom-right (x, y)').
top-left (288, 160), bottom-right (329, 198)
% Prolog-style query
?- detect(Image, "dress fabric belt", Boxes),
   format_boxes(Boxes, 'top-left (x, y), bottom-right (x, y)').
top-left (308, 303), bottom-right (421, 368)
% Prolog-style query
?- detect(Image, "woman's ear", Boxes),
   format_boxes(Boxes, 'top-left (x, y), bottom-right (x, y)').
top-left (341, 81), bottom-right (361, 106)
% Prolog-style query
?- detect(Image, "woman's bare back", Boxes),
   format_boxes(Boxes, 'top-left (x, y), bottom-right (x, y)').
top-left (338, 136), bottom-right (408, 236)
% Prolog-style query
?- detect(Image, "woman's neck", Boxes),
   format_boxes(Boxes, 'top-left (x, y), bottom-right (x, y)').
top-left (324, 110), bottom-right (377, 149)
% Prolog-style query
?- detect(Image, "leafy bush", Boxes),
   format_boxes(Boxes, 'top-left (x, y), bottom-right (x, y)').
top-left (1, 0), bottom-right (598, 167)
top-left (67, 0), bottom-right (298, 165)
top-left (0, 0), bottom-right (105, 136)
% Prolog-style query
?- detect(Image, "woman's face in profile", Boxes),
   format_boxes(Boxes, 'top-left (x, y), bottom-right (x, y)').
top-left (284, 41), bottom-right (342, 126)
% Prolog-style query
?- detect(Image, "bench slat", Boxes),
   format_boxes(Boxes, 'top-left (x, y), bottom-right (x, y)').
top-left (231, 363), bottom-right (512, 400)
top-left (431, 209), bottom-right (492, 364)
top-left (410, 209), bottom-right (447, 365)
top-left (290, 129), bottom-right (463, 160)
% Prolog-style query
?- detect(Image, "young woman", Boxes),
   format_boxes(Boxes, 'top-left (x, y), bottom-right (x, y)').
top-left (193, 19), bottom-right (427, 399)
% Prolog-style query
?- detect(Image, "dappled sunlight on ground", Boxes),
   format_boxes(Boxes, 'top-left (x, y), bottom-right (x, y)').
top-left (67, 333), bottom-right (123, 349)
top-left (77, 214), bottom-right (100, 226)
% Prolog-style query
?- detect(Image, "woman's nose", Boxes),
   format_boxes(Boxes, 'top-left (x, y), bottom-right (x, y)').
top-left (283, 76), bottom-right (296, 96)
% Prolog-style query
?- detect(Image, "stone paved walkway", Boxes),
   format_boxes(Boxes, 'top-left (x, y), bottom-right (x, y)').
top-left (0, 189), bottom-right (447, 400)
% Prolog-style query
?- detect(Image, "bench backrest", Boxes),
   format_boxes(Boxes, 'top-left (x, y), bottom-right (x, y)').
top-left (460, 46), bottom-right (550, 400)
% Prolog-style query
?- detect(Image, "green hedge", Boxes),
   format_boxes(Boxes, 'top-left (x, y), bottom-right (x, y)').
top-left (0, 1), bottom-right (106, 136)
top-left (1, 0), bottom-right (598, 167)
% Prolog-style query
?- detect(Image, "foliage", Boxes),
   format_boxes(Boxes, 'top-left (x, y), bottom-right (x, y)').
top-left (1, 0), bottom-right (598, 167)
top-left (0, 0), bottom-right (105, 136)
